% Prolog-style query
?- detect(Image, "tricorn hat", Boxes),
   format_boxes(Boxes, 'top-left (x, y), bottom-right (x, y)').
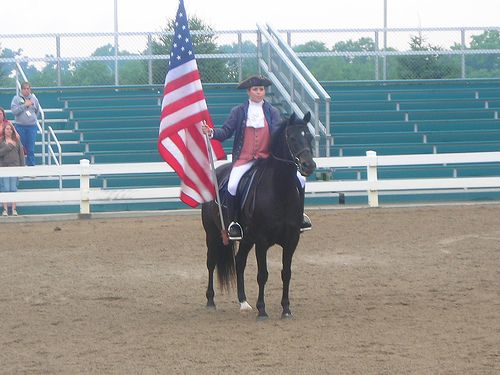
top-left (237, 75), bottom-right (272, 89)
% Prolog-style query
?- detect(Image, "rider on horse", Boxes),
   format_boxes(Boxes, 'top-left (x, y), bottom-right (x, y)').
top-left (202, 75), bottom-right (312, 240)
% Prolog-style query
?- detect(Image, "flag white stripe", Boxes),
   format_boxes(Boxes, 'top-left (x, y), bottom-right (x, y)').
top-left (162, 79), bottom-right (203, 108)
top-left (180, 181), bottom-right (204, 203)
top-left (164, 59), bottom-right (198, 83)
top-left (161, 130), bottom-right (185, 170)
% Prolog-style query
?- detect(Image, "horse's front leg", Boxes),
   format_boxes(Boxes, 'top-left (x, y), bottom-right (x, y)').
top-left (235, 240), bottom-right (253, 311)
top-left (281, 243), bottom-right (297, 319)
top-left (255, 244), bottom-right (269, 320)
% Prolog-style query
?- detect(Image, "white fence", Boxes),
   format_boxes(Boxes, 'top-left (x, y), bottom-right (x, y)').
top-left (1, 151), bottom-right (500, 215)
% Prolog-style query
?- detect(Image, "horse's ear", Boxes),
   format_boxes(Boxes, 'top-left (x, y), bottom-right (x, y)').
top-left (289, 112), bottom-right (297, 123)
top-left (303, 111), bottom-right (311, 124)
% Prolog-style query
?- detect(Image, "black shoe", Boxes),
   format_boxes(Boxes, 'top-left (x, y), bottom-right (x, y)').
top-left (228, 221), bottom-right (243, 240)
top-left (300, 213), bottom-right (312, 232)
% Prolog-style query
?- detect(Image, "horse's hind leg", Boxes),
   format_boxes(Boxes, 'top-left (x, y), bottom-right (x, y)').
top-left (206, 244), bottom-right (216, 309)
top-left (235, 240), bottom-right (253, 311)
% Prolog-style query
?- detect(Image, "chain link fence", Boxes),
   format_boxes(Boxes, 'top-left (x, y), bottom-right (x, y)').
top-left (1, 27), bottom-right (499, 87)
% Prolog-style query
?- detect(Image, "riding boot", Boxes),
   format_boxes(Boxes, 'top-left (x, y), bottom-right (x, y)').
top-left (298, 184), bottom-right (312, 232)
top-left (226, 194), bottom-right (243, 240)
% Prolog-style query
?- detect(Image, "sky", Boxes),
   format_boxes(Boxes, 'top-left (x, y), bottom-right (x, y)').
top-left (3, 0), bottom-right (499, 35)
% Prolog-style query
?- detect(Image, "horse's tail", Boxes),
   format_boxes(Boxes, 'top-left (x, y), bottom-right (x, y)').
top-left (202, 201), bottom-right (236, 293)
top-left (215, 240), bottom-right (236, 293)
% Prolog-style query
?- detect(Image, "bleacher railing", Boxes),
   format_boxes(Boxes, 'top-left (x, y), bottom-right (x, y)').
top-left (265, 24), bottom-right (332, 157)
top-left (257, 24), bottom-right (329, 157)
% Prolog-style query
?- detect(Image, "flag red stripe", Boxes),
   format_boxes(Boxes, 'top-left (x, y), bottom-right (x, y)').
top-left (161, 90), bottom-right (206, 120)
top-left (169, 131), bottom-right (214, 193)
top-left (180, 192), bottom-right (200, 208)
top-left (163, 70), bottom-right (200, 97)
top-left (158, 139), bottom-right (205, 198)
top-left (159, 111), bottom-right (206, 139)
top-left (158, 145), bottom-right (199, 208)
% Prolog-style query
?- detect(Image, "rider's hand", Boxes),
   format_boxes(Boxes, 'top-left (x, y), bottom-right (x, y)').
top-left (201, 122), bottom-right (214, 138)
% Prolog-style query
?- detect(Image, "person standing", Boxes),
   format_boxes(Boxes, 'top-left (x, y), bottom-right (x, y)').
top-left (10, 81), bottom-right (40, 166)
top-left (0, 122), bottom-right (25, 216)
top-left (202, 75), bottom-right (311, 240)
top-left (0, 107), bottom-right (8, 194)
top-left (0, 107), bottom-right (9, 139)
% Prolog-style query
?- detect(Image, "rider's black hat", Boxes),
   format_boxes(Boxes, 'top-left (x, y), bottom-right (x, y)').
top-left (237, 75), bottom-right (272, 89)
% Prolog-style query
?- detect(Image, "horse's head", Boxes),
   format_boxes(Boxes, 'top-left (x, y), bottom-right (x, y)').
top-left (273, 112), bottom-right (316, 177)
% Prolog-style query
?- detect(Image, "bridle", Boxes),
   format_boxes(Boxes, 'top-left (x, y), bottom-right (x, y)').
top-left (272, 123), bottom-right (313, 174)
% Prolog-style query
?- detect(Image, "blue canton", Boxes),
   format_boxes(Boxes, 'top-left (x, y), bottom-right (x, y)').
top-left (169, 0), bottom-right (195, 70)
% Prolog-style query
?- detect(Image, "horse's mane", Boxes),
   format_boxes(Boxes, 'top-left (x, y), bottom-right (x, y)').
top-left (269, 117), bottom-right (289, 158)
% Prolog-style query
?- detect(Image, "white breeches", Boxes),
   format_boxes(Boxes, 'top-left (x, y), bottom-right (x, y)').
top-left (227, 161), bottom-right (256, 196)
top-left (227, 160), bottom-right (306, 196)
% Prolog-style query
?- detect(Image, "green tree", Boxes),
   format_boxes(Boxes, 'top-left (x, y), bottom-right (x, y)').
top-left (149, 16), bottom-right (231, 84)
top-left (68, 44), bottom-right (149, 86)
top-left (29, 60), bottom-right (58, 87)
top-left (293, 38), bottom-right (378, 80)
top-left (219, 40), bottom-right (258, 81)
top-left (293, 41), bottom-right (334, 80)
top-left (463, 30), bottom-right (500, 78)
top-left (119, 60), bottom-right (148, 85)
top-left (0, 46), bottom-right (21, 87)
top-left (396, 35), bottom-right (459, 79)
top-left (70, 44), bottom-right (114, 85)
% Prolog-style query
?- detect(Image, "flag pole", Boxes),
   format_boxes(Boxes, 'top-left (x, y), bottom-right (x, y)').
top-left (203, 121), bottom-right (229, 245)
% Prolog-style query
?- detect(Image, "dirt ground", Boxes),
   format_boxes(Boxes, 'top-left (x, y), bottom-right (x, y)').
top-left (0, 203), bottom-right (499, 375)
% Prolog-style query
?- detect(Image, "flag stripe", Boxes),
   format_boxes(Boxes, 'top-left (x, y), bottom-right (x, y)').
top-left (161, 93), bottom-right (207, 125)
top-left (164, 69), bottom-right (201, 96)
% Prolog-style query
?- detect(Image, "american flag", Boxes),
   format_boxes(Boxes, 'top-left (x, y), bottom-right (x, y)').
top-left (158, 0), bottom-right (225, 207)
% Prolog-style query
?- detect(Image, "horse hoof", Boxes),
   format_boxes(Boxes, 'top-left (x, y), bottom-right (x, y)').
top-left (206, 303), bottom-right (216, 311)
top-left (281, 312), bottom-right (293, 320)
top-left (239, 301), bottom-right (253, 311)
top-left (256, 314), bottom-right (269, 321)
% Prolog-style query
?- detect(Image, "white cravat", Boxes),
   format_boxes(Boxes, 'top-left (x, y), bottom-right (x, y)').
top-left (246, 100), bottom-right (265, 128)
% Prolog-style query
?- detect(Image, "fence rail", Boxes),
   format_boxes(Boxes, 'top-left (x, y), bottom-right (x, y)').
top-left (1, 151), bottom-right (500, 215)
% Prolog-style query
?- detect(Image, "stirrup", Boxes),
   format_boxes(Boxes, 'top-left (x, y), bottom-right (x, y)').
top-left (300, 213), bottom-right (312, 232)
top-left (228, 221), bottom-right (243, 240)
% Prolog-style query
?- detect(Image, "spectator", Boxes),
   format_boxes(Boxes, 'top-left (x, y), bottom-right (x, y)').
top-left (0, 107), bottom-right (8, 140)
top-left (0, 122), bottom-right (25, 216)
top-left (11, 82), bottom-right (40, 166)
top-left (0, 107), bottom-right (6, 193)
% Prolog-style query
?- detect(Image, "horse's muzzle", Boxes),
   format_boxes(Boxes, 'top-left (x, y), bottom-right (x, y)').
top-left (297, 156), bottom-right (316, 177)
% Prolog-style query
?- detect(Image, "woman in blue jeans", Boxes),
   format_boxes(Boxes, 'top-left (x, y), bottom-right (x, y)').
top-left (0, 122), bottom-right (25, 216)
top-left (10, 82), bottom-right (39, 166)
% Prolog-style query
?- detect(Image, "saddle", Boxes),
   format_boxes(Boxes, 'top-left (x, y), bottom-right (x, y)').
top-left (216, 163), bottom-right (263, 212)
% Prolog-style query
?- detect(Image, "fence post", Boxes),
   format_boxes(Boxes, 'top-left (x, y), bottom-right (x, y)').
top-left (79, 159), bottom-right (91, 218)
top-left (366, 150), bottom-right (379, 207)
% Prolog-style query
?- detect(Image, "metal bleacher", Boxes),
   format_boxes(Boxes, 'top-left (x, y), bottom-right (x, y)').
top-left (59, 85), bottom-right (244, 194)
top-left (3, 77), bottom-right (500, 213)
top-left (0, 84), bottom-right (247, 214)
top-left (318, 78), bottom-right (500, 203)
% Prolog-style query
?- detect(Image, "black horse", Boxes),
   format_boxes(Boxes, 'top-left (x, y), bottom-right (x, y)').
top-left (201, 112), bottom-right (317, 319)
